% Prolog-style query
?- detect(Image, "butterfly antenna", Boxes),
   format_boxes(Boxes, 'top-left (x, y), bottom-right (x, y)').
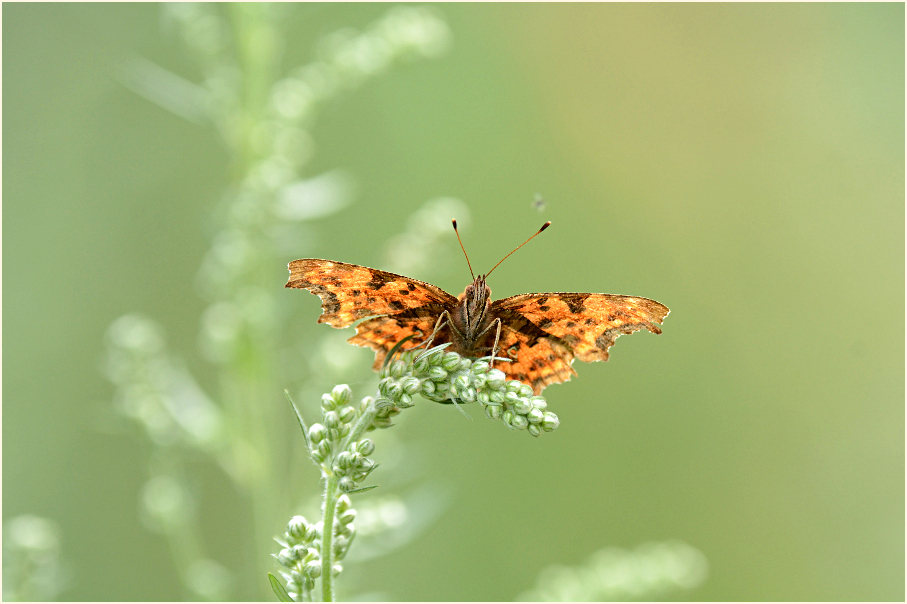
top-left (485, 221), bottom-right (551, 278)
top-left (452, 219), bottom-right (475, 280)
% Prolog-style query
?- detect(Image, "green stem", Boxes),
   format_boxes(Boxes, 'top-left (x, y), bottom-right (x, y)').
top-left (319, 398), bottom-right (380, 601)
top-left (320, 472), bottom-right (339, 602)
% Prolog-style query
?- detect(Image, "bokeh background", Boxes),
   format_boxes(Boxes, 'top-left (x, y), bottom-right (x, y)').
top-left (3, 3), bottom-right (903, 601)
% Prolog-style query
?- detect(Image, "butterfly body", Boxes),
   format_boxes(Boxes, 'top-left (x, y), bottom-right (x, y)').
top-left (286, 258), bottom-right (669, 394)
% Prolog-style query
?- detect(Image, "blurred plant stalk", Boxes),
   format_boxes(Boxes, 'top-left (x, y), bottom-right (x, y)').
top-left (107, 4), bottom-right (452, 599)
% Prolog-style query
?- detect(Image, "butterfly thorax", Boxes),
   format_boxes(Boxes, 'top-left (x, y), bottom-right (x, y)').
top-left (450, 275), bottom-right (492, 354)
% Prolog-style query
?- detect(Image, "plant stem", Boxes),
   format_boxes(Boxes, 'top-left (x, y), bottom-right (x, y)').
top-left (319, 399), bottom-right (380, 601)
top-left (320, 472), bottom-right (339, 602)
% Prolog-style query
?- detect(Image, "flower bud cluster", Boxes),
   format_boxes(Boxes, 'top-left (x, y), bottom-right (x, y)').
top-left (274, 515), bottom-right (321, 600)
top-left (381, 345), bottom-right (560, 437)
top-left (306, 384), bottom-right (378, 493)
top-left (274, 492), bottom-right (358, 600)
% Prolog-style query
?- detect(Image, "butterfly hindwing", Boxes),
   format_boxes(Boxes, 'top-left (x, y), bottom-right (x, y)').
top-left (492, 314), bottom-right (578, 393)
top-left (348, 309), bottom-right (447, 369)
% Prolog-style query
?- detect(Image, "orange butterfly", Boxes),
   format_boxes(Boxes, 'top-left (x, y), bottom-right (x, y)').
top-left (286, 221), bottom-right (669, 394)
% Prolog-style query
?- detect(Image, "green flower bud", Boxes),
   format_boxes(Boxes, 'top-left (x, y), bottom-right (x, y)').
top-left (331, 384), bottom-right (352, 405)
top-left (442, 351), bottom-right (462, 371)
top-left (287, 515), bottom-right (309, 540)
top-left (484, 404), bottom-right (503, 420)
top-left (400, 376), bottom-right (422, 395)
top-left (486, 368), bottom-right (507, 386)
top-left (477, 391), bottom-right (490, 404)
top-left (518, 383), bottom-right (534, 398)
top-left (304, 560), bottom-right (322, 578)
top-left (458, 387), bottom-right (476, 403)
top-left (316, 440), bottom-right (332, 460)
top-left (336, 494), bottom-right (352, 513)
top-left (505, 391), bottom-right (521, 404)
top-left (338, 405), bottom-right (356, 424)
top-left (338, 476), bottom-right (356, 492)
top-left (371, 416), bottom-right (393, 429)
top-left (332, 563), bottom-right (343, 576)
top-left (388, 359), bottom-right (407, 377)
top-left (387, 381), bottom-right (403, 400)
top-left (321, 392), bottom-right (337, 411)
top-left (428, 366), bottom-right (448, 381)
top-left (509, 414), bottom-right (529, 429)
top-left (421, 379), bottom-right (436, 395)
top-left (453, 374), bottom-right (471, 391)
top-left (527, 407), bottom-right (544, 424)
top-left (490, 390), bottom-right (506, 404)
top-left (541, 411), bottom-right (559, 431)
top-left (276, 548), bottom-right (295, 566)
top-left (530, 396), bottom-right (547, 411)
top-left (513, 398), bottom-right (532, 415)
top-left (323, 410), bottom-right (340, 429)
top-left (292, 544), bottom-right (308, 559)
top-left (413, 356), bottom-right (430, 374)
top-left (356, 438), bottom-right (375, 456)
top-left (338, 508), bottom-right (357, 525)
top-left (471, 374), bottom-right (487, 390)
top-left (528, 424), bottom-right (541, 437)
top-left (334, 451), bottom-right (354, 470)
top-left (305, 525), bottom-right (318, 542)
top-left (397, 392), bottom-right (413, 408)
top-left (471, 359), bottom-right (490, 374)
top-left (506, 380), bottom-right (523, 393)
top-left (308, 423), bottom-right (327, 444)
top-left (502, 409), bottom-right (514, 425)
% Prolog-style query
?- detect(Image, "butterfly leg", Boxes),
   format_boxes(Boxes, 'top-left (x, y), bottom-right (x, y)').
top-left (420, 310), bottom-right (452, 350)
top-left (472, 318), bottom-right (503, 369)
top-left (489, 318), bottom-right (503, 369)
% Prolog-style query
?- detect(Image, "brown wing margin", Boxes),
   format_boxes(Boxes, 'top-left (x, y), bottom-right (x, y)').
top-left (286, 259), bottom-right (458, 328)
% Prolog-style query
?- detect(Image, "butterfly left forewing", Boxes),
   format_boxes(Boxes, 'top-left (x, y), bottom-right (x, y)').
top-left (286, 259), bottom-right (457, 327)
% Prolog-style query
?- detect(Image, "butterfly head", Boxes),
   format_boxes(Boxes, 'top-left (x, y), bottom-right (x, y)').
top-left (456, 274), bottom-right (491, 339)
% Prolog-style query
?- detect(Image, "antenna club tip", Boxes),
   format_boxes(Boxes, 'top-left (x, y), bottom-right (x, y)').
top-left (451, 218), bottom-right (458, 229)
top-left (540, 221), bottom-right (552, 232)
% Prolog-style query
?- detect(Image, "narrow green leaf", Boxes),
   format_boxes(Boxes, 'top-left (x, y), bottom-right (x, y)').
top-left (344, 484), bottom-right (379, 495)
top-left (285, 389), bottom-right (311, 451)
top-left (268, 572), bottom-right (294, 602)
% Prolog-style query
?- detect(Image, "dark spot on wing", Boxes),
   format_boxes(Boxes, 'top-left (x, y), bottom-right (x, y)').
top-left (367, 272), bottom-right (392, 290)
top-left (398, 289), bottom-right (410, 295)
top-left (535, 296), bottom-right (548, 306)
top-left (389, 300), bottom-right (405, 311)
top-left (565, 295), bottom-right (588, 314)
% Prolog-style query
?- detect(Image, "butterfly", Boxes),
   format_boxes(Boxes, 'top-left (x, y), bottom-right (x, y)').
top-left (286, 221), bottom-right (669, 394)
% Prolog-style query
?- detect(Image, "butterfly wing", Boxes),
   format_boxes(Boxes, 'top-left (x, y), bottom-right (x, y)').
top-left (286, 259), bottom-right (457, 326)
top-left (491, 292), bottom-right (669, 393)
top-left (286, 259), bottom-right (458, 364)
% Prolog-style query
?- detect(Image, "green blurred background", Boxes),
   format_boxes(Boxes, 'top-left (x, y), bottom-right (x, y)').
top-left (3, 3), bottom-right (903, 601)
